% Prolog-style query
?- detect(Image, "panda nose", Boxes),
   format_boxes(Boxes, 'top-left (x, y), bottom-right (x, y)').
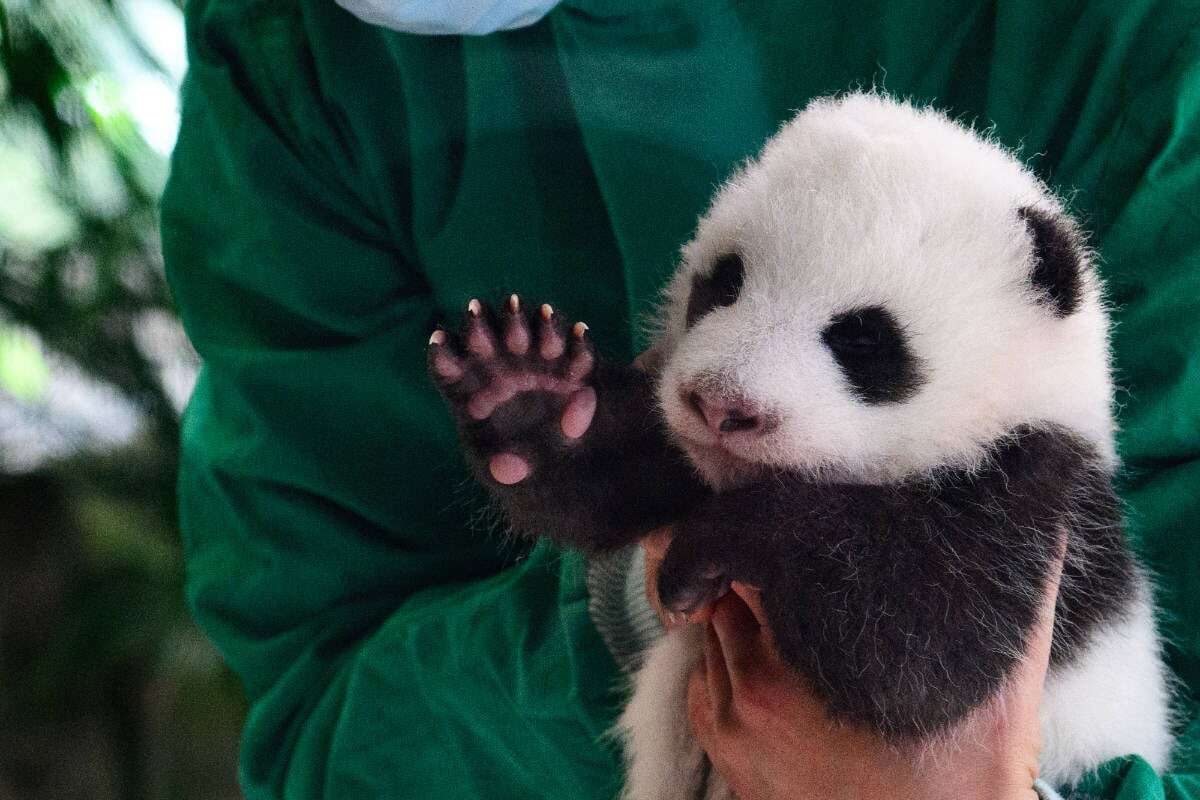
top-left (686, 390), bottom-right (764, 435)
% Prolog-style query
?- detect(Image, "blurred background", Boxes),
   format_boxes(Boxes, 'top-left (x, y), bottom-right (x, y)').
top-left (0, 1), bottom-right (245, 798)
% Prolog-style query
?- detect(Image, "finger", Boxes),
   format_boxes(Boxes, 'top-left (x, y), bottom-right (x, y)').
top-left (1017, 531), bottom-right (1068, 689)
top-left (643, 527), bottom-right (675, 628)
top-left (983, 531), bottom-right (1067, 751)
top-left (427, 330), bottom-right (466, 382)
top-left (643, 526), bottom-right (673, 562)
top-left (704, 621), bottom-right (733, 725)
top-left (730, 581), bottom-right (769, 629)
top-left (502, 294), bottom-right (531, 355)
top-left (538, 304), bottom-right (566, 360)
top-left (465, 299), bottom-right (498, 359)
top-left (565, 323), bottom-right (594, 381)
top-left (711, 592), bottom-right (768, 691)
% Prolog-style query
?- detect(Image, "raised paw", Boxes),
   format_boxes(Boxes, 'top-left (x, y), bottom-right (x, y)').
top-left (428, 296), bottom-right (598, 484)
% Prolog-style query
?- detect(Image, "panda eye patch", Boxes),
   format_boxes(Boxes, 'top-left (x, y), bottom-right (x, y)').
top-left (685, 253), bottom-right (745, 326)
top-left (822, 306), bottom-right (925, 404)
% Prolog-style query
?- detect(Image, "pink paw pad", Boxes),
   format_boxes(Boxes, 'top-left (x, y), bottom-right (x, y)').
top-left (427, 296), bottom-right (600, 484)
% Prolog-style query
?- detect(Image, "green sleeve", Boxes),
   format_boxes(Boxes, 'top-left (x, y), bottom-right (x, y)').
top-left (1067, 21), bottom-right (1200, 800)
top-left (160, 2), bottom-right (622, 797)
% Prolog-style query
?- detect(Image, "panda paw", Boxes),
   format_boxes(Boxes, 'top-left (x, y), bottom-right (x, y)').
top-left (654, 489), bottom-right (775, 619)
top-left (428, 295), bottom-right (597, 485)
top-left (658, 558), bottom-right (733, 620)
top-left (655, 524), bottom-right (740, 618)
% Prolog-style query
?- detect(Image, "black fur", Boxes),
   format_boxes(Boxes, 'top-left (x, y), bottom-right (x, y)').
top-left (656, 426), bottom-right (1136, 738)
top-left (430, 300), bottom-right (1137, 740)
top-left (1020, 206), bottom-right (1084, 316)
top-left (686, 254), bottom-right (746, 326)
top-left (821, 306), bottom-right (926, 404)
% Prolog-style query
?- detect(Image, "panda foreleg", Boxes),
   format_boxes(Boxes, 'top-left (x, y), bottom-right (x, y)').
top-left (427, 296), bottom-right (707, 552)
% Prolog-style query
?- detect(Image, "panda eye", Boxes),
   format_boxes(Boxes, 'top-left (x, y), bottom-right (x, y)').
top-left (822, 306), bottom-right (926, 404)
top-left (823, 317), bottom-right (885, 355)
top-left (685, 253), bottom-right (745, 326)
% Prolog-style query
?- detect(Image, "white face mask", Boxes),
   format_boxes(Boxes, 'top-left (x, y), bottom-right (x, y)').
top-left (333, 0), bottom-right (562, 35)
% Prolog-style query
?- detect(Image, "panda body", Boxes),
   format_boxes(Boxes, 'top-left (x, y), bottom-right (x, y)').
top-left (625, 93), bottom-right (1171, 799)
top-left (427, 93), bottom-right (1173, 799)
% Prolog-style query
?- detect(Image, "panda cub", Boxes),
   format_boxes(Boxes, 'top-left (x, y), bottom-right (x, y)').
top-left (427, 93), bottom-right (1173, 797)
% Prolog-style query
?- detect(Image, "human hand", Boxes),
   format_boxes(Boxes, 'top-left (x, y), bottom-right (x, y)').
top-left (642, 529), bottom-right (1065, 800)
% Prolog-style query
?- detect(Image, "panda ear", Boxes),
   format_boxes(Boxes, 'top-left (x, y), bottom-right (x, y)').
top-left (1018, 206), bottom-right (1084, 316)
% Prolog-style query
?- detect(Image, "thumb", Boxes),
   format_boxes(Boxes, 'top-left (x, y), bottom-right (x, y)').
top-left (1021, 532), bottom-right (1068, 691)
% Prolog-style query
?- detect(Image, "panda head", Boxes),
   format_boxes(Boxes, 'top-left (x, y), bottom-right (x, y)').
top-left (655, 94), bottom-right (1116, 489)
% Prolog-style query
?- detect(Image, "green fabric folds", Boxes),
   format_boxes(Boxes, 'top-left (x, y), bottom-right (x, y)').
top-left (161, 1), bottom-right (1200, 797)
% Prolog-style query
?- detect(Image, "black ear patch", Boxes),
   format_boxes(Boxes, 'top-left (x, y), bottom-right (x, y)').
top-left (686, 253), bottom-right (745, 326)
top-left (822, 306), bottom-right (925, 404)
top-left (1019, 206), bottom-right (1083, 316)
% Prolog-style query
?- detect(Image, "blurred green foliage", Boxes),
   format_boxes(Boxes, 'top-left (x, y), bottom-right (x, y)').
top-left (0, 326), bottom-right (48, 400)
top-left (0, 1), bottom-right (245, 798)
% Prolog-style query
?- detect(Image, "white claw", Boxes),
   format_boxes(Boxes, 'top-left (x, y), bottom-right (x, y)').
top-left (572, 322), bottom-right (588, 338)
top-left (428, 330), bottom-right (446, 346)
top-left (508, 294), bottom-right (520, 312)
top-left (468, 298), bottom-right (482, 316)
top-left (540, 303), bottom-right (553, 321)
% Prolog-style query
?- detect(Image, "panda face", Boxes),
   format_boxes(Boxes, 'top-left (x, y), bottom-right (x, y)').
top-left (655, 94), bottom-right (1116, 488)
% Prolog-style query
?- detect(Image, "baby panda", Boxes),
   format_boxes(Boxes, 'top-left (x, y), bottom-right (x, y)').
top-left (427, 93), bottom-right (1173, 798)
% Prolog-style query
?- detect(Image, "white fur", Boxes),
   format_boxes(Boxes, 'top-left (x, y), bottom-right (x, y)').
top-left (616, 93), bottom-right (1171, 799)
top-left (1039, 580), bottom-right (1174, 784)
top-left (618, 626), bottom-right (710, 800)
